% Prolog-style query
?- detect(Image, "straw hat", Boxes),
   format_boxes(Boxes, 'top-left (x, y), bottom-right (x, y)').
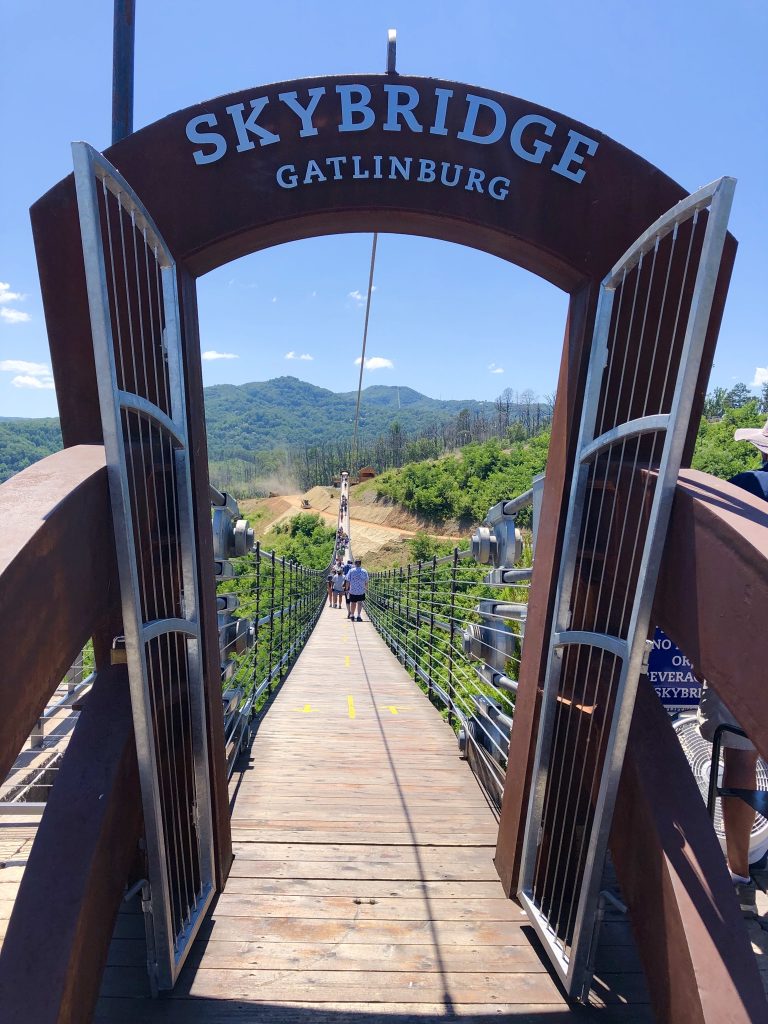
top-left (734, 417), bottom-right (768, 455)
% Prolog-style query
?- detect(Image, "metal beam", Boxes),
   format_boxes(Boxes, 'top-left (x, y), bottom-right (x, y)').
top-left (112, 0), bottom-right (135, 144)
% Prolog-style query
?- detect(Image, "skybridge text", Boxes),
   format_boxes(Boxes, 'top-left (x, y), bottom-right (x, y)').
top-left (184, 82), bottom-right (599, 185)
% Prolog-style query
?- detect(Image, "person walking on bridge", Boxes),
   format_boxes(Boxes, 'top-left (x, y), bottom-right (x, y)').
top-left (331, 568), bottom-right (346, 609)
top-left (346, 557), bottom-right (369, 622)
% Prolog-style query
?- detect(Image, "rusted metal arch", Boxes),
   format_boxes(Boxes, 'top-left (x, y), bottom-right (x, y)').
top-left (33, 78), bottom-right (725, 927)
top-left (26, 76), bottom-right (749, 1018)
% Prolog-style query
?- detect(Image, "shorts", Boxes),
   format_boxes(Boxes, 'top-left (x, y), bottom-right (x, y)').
top-left (349, 593), bottom-right (365, 602)
top-left (697, 683), bottom-right (755, 751)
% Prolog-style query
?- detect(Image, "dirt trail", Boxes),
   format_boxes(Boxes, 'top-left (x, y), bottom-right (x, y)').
top-left (240, 487), bottom-right (464, 559)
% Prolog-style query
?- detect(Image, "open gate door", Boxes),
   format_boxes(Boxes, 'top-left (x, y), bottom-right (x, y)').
top-left (517, 177), bottom-right (735, 998)
top-left (72, 142), bottom-right (215, 990)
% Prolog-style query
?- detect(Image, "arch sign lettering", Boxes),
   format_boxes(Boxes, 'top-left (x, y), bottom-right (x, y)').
top-left (31, 72), bottom-right (735, 995)
top-left (186, 81), bottom-right (599, 192)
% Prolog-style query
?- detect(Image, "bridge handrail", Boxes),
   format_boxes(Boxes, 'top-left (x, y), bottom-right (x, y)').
top-left (0, 446), bottom-right (115, 784)
top-left (365, 488), bottom-right (533, 808)
top-left (0, 448), bottom-right (145, 1023)
top-left (214, 499), bottom-right (339, 778)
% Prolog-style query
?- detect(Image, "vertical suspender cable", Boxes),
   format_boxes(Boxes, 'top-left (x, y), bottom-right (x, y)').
top-left (351, 233), bottom-right (379, 471)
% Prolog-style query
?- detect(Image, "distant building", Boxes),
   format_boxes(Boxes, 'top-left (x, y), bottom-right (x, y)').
top-left (358, 466), bottom-right (376, 482)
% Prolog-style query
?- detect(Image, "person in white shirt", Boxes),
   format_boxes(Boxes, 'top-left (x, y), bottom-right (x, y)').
top-left (346, 559), bottom-right (369, 622)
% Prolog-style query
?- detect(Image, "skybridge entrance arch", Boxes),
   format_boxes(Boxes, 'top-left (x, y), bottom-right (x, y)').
top-left (31, 73), bottom-right (737, 1008)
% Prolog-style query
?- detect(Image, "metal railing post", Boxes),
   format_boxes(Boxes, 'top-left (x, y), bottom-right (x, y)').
top-left (447, 547), bottom-right (458, 726)
top-left (254, 541), bottom-right (261, 658)
top-left (415, 560), bottom-right (422, 631)
top-left (427, 555), bottom-right (436, 697)
top-left (278, 556), bottom-right (286, 682)
top-left (268, 551), bottom-right (276, 693)
top-left (405, 563), bottom-right (412, 664)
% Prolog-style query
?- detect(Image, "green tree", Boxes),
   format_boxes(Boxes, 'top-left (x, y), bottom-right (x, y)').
top-left (725, 382), bottom-right (752, 409)
top-left (692, 402), bottom-right (763, 479)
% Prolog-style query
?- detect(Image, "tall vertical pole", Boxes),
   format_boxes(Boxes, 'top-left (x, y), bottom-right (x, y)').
top-left (112, 0), bottom-right (136, 144)
top-left (447, 547), bottom-right (458, 726)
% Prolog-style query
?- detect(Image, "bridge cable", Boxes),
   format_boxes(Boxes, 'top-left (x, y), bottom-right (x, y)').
top-left (351, 232), bottom-right (379, 471)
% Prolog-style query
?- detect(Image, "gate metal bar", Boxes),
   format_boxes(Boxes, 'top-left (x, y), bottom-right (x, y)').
top-left (518, 177), bottom-right (735, 997)
top-left (72, 142), bottom-right (215, 989)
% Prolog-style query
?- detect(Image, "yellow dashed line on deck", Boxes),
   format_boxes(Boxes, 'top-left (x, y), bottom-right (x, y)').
top-left (347, 695), bottom-right (356, 719)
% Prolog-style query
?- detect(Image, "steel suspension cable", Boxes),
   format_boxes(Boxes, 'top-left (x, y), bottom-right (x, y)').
top-left (351, 232), bottom-right (379, 470)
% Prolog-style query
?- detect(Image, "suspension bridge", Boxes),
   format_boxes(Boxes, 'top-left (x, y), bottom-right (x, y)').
top-left (1, 20), bottom-right (768, 1023)
top-left (0, 474), bottom-right (651, 1021)
top-left (2, 457), bottom-right (767, 1022)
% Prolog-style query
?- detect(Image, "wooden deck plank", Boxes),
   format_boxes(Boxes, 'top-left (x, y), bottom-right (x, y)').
top-left (98, 606), bottom-right (646, 1020)
top-left (95, 998), bottom-right (656, 1023)
top-left (220, 878), bottom-right (508, 899)
top-left (208, 893), bottom-right (527, 921)
top-left (106, 937), bottom-right (546, 971)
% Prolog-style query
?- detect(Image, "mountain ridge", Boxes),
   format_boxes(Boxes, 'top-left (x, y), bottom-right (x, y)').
top-left (0, 378), bottom-right (503, 481)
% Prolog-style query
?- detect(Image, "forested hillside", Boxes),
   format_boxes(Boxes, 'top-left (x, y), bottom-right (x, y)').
top-left (370, 398), bottom-right (767, 530)
top-left (203, 377), bottom-right (500, 452)
top-left (2, 380), bottom-right (765, 496)
top-left (372, 433), bottom-right (550, 525)
top-left (1, 378), bottom-right (547, 484)
top-left (0, 418), bottom-right (62, 481)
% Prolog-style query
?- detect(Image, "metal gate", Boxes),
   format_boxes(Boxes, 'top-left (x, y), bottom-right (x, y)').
top-left (518, 177), bottom-right (735, 997)
top-left (73, 142), bottom-right (215, 989)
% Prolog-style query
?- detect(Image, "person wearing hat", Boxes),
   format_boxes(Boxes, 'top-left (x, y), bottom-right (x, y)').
top-left (697, 416), bottom-right (768, 917)
top-left (730, 417), bottom-right (768, 498)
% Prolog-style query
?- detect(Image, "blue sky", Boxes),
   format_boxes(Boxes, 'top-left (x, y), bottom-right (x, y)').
top-left (1, 1), bottom-right (766, 418)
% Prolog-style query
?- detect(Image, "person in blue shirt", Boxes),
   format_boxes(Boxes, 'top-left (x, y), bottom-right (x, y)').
top-left (697, 417), bottom-right (768, 916)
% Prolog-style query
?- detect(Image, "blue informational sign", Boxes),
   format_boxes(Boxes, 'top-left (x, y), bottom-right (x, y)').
top-left (647, 627), bottom-right (702, 715)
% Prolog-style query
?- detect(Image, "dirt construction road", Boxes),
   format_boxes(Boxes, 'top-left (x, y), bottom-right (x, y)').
top-left (242, 487), bottom-right (464, 560)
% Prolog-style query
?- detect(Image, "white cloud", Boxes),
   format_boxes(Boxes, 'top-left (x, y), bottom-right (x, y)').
top-left (0, 282), bottom-right (30, 323)
top-left (201, 350), bottom-right (238, 361)
top-left (348, 285), bottom-right (377, 306)
top-left (12, 374), bottom-right (55, 390)
top-left (488, 362), bottom-right (505, 374)
top-left (354, 356), bottom-right (394, 371)
top-left (271, 296), bottom-right (277, 303)
top-left (285, 351), bottom-right (313, 361)
top-left (750, 367), bottom-right (768, 388)
top-left (1, 307), bottom-right (30, 324)
top-left (0, 359), bottom-right (49, 375)
top-left (0, 358), bottom-right (55, 389)
top-left (0, 282), bottom-right (24, 304)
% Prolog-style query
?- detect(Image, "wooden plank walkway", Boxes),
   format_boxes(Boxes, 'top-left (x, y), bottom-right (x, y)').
top-left (96, 603), bottom-right (651, 1022)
